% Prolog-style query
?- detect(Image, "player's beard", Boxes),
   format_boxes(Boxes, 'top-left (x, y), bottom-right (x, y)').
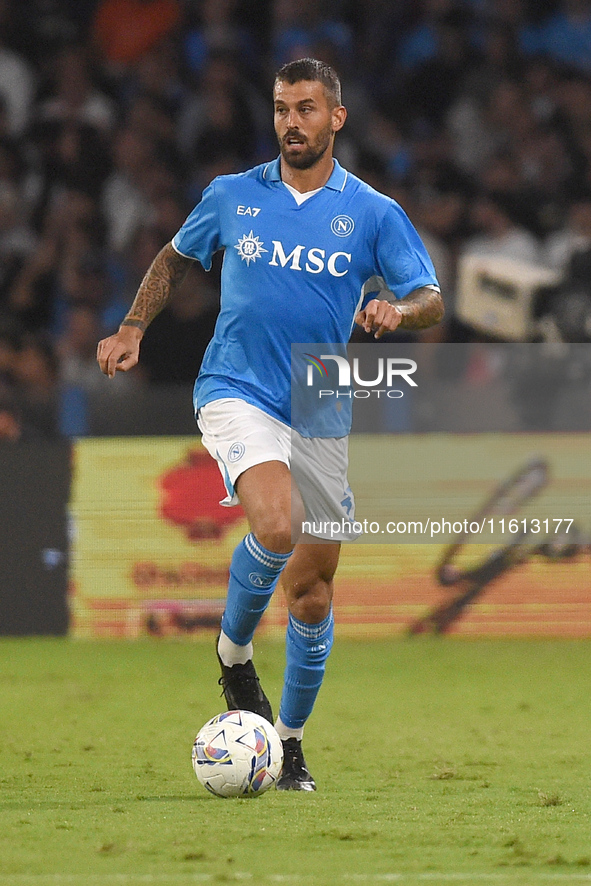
top-left (279, 122), bottom-right (334, 170)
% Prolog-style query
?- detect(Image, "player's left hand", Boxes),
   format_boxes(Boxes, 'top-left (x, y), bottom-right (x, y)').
top-left (355, 299), bottom-right (403, 339)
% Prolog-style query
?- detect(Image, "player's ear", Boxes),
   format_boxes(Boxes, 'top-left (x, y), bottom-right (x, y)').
top-left (332, 105), bottom-right (347, 133)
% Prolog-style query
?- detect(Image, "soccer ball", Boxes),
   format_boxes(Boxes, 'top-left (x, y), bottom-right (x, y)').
top-left (192, 710), bottom-right (283, 798)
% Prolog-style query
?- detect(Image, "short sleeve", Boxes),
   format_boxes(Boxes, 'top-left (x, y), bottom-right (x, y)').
top-left (172, 180), bottom-right (221, 271)
top-left (373, 201), bottom-right (439, 300)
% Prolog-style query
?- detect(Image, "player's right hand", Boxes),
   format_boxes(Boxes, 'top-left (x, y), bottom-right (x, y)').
top-left (96, 325), bottom-right (143, 378)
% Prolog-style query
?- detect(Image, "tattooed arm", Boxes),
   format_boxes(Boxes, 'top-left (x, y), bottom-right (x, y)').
top-left (97, 243), bottom-right (193, 378)
top-left (355, 286), bottom-right (444, 339)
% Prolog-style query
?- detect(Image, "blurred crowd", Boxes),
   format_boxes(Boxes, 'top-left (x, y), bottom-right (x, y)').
top-left (1, 0), bottom-right (591, 439)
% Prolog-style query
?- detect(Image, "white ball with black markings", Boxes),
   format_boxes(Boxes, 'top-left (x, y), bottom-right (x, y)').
top-left (192, 710), bottom-right (283, 798)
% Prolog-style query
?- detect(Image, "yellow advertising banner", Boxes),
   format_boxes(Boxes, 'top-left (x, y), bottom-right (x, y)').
top-left (70, 435), bottom-right (590, 639)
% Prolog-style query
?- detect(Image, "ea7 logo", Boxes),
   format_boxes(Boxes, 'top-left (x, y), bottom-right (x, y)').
top-left (237, 205), bottom-right (261, 217)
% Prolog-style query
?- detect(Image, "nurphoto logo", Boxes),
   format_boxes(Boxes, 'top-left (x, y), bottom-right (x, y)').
top-left (304, 353), bottom-right (417, 399)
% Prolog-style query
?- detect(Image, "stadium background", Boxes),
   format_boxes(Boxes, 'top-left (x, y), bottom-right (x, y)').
top-left (0, 0), bottom-right (589, 638)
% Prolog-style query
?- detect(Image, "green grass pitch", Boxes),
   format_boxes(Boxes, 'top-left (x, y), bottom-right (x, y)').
top-left (1, 637), bottom-right (591, 885)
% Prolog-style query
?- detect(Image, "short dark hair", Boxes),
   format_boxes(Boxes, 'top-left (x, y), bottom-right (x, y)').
top-left (274, 58), bottom-right (342, 107)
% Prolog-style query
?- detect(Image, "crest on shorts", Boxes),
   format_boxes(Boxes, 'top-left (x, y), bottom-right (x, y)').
top-left (228, 442), bottom-right (245, 462)
top-left (234, 231), bottom-right (268, 265)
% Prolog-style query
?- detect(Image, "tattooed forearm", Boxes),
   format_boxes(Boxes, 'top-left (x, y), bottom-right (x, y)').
top-left (388, 286), bottom-right (444, 330)
top-left (121, 243), bottom-right (193, 333)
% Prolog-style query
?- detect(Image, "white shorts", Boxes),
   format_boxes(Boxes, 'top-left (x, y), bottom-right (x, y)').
top-left (197, 398), bottom-right (358, 541)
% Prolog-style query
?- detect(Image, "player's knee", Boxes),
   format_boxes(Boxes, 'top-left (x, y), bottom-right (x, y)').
top-left (289, 584), bottom-right (332, 624)
top-left (254, 519), bottom-right (293, 555)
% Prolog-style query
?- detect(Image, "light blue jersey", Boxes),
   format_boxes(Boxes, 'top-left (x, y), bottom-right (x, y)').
top-left (172, 157), bottom-right (438, 433)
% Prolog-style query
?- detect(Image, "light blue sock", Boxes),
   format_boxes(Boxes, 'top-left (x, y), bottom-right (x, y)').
top-left (220, 533), bottom-right (291, 646)
top-left (279, 608), bottom-right (334, 729)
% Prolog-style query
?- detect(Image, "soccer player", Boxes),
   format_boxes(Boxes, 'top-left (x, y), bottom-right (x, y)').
top-left (97, 58), bottom-right (443, 791)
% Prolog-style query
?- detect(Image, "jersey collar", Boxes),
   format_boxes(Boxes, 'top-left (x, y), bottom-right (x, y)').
top-left (264, 156), bottom-right (348, 192)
